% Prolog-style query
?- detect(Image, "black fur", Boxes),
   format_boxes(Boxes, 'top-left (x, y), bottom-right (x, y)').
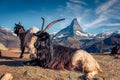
top-left (14, 23), bottom-right (26, 58)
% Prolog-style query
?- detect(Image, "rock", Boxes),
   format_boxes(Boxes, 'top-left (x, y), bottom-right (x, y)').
top-left (23, 70), bottom-right (29, 76)
top-left (1, 73), bottom-right (13, 80)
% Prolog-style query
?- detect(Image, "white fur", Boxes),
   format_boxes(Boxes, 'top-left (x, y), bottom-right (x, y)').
top-left (72, 50), bottom-right (102, 79)
top-left (24, 27), bottom-right (39, 58)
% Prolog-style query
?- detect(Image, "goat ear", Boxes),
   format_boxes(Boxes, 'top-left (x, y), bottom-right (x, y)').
top-left (15, 23), bottom-right (17, 26)
top-left (43, 18), bottom-right (65, 32)
top-left (18, 21), bottom-right (21, 25)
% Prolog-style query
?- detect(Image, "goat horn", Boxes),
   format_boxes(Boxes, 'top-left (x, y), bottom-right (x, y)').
top-left (43, 18), bottom-right (65, 32)
top-left (41, 17), bottom-right (45, 31)
top-left (19, 21), bottom-right (21, 25)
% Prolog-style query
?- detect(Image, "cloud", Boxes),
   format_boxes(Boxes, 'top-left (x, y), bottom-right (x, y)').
top-left (69, 0), bottom-right (87, 5)
top-left (104, 23), bottom-right (120, 26)
top-left (66, 2), bottom-right (79, 10)
top-left (84, 15), bottom-right (108, 30)
top-left (66, 2), bottom-right (85, 14)
top-left (62, 0), bottom-right (88, 16)
top-left (95, 0), bottom-right (118, 14)
top-left (95, 0), bottom-right (120, 19)
top-left (101, 25), bottom-right (120, 32)
top-left (94, 0), bottom-right (99, 4)
top-left (83, 0), bottom-right (120, 32)
top-left (56, 0), bottom-right (86, 18)
top-left (101, 28), bottom-right (117, 33)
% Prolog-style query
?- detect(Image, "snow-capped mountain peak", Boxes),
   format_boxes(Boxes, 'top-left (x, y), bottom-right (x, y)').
top-left (95, 32), bottom-right (113, 39)
top-left (71, 18), bottom-right (84, 33)
top-left (114, 30), bottom-right (120, 34)
top-left (54, 18), bottom-right (89, 39)
top-left (75, 31), bottom-right (88, 37)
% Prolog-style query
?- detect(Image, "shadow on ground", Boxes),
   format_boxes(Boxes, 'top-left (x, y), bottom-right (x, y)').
top-left (0, 56), bottom-right (27, 67)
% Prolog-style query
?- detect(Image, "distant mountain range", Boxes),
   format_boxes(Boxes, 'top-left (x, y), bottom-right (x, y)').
top-left (0, 18), bottom-right (120, 53)
top-left (52, 18), bottom-right (120, 53)
top-left (0, 26), bottom-right (20, 48)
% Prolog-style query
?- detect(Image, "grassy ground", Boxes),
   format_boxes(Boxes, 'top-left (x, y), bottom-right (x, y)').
top-left (0, 50), bottom-right (120, 80)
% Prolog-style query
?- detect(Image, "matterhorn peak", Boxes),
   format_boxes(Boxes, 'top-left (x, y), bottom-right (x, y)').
top-left (72, 18), bottom-right (77, 23)
top-left (69, 18), bottom-right (84, 33)
top-left (53, 18), bottom-right (88, 39)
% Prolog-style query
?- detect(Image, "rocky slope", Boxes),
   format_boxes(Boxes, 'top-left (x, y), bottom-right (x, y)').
top-left (0, 26), bottom-right (20, 48)
top-left (52, 18), bottom-right (90, 49)
top-left (83, 30), bottom-right (120, 53)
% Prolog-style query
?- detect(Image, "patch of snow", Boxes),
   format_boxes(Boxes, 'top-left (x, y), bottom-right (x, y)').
top-left (0, 26), bottom-right (17, 37)
top-left (88, 33), bottom-right (96, 37)
top-left (0, 26), bottom-right (12, 32)
top-left (75, 31), bottom-right (88, 36)
top-left (50, 32), bottom-right (57, 35)
top-left (114, 30), bottom-right (120, 34)
top-left (96, 36), bottom-right (105, 39)
top-left (95, 31), bottom-right (113, 39)
top-left (57, 34), bottom-right (64, 38)
top-left (102, 32), bottom-right (113, 36)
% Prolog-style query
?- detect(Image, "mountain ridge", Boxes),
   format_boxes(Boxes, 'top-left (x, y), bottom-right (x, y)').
top-left (52, 18), bottom-right (120, 53)
top-left (54, 18), bottom-right (89, 39)
top-left (0, 26), bottom-right (20, 48)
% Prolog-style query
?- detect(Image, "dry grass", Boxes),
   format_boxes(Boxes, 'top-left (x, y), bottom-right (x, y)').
top-left (93, 54), bottom-right (120, 80)
top-left (0, 50), bottom-right (120, 80)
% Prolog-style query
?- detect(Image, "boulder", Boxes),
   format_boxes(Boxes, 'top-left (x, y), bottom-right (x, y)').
top-left (1, 73), bottom-right (13, 80)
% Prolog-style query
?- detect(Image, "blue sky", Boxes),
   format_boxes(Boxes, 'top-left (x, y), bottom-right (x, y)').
top-left (0, 0), bottom-right (120, 34)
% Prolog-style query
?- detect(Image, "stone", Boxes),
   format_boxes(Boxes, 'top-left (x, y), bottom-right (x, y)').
top-left (1, 73), bottom-right (13, 80)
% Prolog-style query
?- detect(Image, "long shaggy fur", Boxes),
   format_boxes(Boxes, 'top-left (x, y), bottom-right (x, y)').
top-left (35, 43), bottom-right (102, 79)
top-left (14, 25), bottom-right (39, 58)
top-left (46, 45), bottom-right (77, 70)
top-left (47, 45), bottom-right (102, 79)
top-left (24, 27), bottom-right (39, 55)
top-left (71, 49), bottom-right (102, 79)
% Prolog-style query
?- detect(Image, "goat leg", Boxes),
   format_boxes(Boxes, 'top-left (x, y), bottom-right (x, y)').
top-left (19, 46), bottom-right (25, 58)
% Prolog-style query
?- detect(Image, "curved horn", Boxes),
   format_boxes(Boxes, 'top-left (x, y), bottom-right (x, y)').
top-left (43, 18), bottom-right (65, 32)
top-left (41, 17), bottom-right (45, 31)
